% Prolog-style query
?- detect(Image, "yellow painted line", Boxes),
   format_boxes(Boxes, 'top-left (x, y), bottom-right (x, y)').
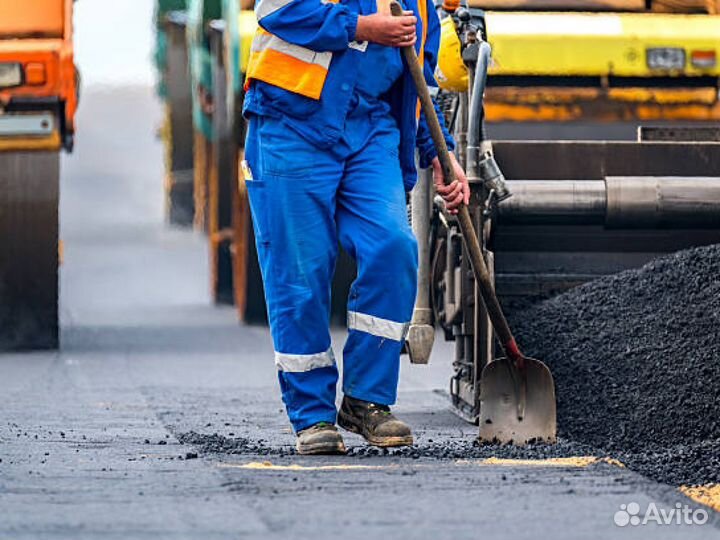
top-left (219, 461), bottom-right (395, 471)
top-left (219, 456), bottom-right (625, 471)
top-left (465, 456), bottom-right (625, 468)
top-left (680, 484), bottom-right (720, 513)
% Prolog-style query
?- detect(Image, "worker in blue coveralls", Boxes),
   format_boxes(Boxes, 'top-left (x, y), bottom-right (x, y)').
top-left (242, 0), bottom-right (469, 454)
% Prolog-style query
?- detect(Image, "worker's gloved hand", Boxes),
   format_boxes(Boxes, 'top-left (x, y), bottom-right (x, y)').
top-left (355, 11), bottom-right (417, 47)
top-left (432, 153), bottom-right (470, 214)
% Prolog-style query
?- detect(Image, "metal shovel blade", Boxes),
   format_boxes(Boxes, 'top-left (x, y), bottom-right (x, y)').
top-left (478, 357), bottom-right (557, 445)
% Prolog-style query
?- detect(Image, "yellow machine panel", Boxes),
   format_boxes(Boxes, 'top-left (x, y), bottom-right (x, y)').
top-left (480, 11), bottom-right (720, 121)
top-left (486, 12), bottom-right (720, 77)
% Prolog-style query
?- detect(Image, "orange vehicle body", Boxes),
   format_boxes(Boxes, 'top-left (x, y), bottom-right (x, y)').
top-left (0, 0), bottom-right (77, 151)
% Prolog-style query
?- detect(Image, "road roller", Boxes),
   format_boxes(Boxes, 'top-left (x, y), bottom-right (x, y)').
top-left (0, 0), bottom-right (78, 350)
top-left (405, 3), bottom-right (720, 426)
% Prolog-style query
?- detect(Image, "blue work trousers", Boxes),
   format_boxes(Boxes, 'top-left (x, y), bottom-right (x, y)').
top-left (244, 115), bottom-right (418, 432)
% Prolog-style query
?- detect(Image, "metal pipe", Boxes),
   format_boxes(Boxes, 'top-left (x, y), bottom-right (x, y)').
top-left (466, 41), bottom-right (510, 200)
top-left (466, 43), bottom-right (491, 187)
top-left (455, 92), bottom-right (468, 171)
top-left (498, 180), bottom-right (606, 224)
top-left (606, 176), bottom-right (720, 228)
top-left (497, 177), bottom-right (720, 229)
top-left (467, 41), bottom-right (491, 150)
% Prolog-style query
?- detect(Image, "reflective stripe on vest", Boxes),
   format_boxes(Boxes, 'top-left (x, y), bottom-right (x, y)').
top-left (245, 28), bottom-right (333, 99)
top-left (245, 0), bottom-right (429, 102)
top-left (255, 0), bottom-right (294, 20)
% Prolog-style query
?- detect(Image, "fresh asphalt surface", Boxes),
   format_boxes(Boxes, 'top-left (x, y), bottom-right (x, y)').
top-left (1, 87), bottom-right (718, 540)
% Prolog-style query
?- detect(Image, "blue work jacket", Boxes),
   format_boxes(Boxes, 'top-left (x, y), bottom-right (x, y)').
top-left (242, 0), bottom-right (455, 191)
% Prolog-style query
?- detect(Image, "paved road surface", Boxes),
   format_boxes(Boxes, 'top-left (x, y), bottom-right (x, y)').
top-left (0, 87), bottom-right (718, 540)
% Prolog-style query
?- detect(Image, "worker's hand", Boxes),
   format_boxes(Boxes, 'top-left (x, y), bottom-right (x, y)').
top-left (431, 153), bottom-right (470, 214)
top-left (355, 12), bottom-right (417, 47)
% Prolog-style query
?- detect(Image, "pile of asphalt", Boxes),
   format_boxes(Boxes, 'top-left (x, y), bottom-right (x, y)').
top-left (509, 244), bottom-right (720, 486)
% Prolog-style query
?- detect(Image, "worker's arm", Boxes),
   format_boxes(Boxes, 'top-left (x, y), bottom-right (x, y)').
top-left (414, 1), bottom-right (469, 212)
top-left (256, 0), bottom-right (416, 52)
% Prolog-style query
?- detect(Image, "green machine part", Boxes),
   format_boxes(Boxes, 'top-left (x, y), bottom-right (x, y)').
top-left (154, 0), bottom-right (189, 98)
top-left (187, 0), bottom-right (224, 139)
top-left (222, 0), bottom-right (242, 128)
top-left (188, 0), bottom-right (256, 139)
top-left (224, 0), bottom-right (241, 98)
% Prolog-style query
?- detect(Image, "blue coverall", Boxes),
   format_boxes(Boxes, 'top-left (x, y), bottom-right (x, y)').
top-left (244, 0), bottom-right (454, 432)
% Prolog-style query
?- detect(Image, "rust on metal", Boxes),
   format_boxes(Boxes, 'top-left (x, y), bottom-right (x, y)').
top-left (485, 87), bottom-right (720, 122)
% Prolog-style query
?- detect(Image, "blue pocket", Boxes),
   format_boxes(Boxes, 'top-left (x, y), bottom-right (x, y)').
top-left (257, 118), bottom-right (318, 177)
top-left (244, 119), bottom-right (272, 246)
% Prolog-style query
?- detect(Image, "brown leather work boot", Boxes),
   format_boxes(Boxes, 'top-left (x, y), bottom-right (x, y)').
top-left (338, 395), bottom-right (414, 447)
top-left (296, 422), bottom-right (347, 455)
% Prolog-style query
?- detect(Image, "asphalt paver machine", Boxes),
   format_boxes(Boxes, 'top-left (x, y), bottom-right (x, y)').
top-left (405, 1), bottom-right (720, 437)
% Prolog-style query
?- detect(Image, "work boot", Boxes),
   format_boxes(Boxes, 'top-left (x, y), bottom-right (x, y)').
top-left (338, 396), bottom-right (414, 447)
top-left (296, 422), bottom-right (347, 455)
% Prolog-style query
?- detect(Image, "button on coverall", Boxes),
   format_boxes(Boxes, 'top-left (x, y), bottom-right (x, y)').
top-left (244, 0), bottom-right (453, 432)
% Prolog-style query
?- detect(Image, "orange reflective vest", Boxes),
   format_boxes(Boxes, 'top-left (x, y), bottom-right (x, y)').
top-left (245, 0), bottom-right (428, 104)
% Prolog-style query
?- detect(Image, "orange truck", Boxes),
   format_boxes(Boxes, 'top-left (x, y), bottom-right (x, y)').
top-left (0, 0), bottom-right (78, 350)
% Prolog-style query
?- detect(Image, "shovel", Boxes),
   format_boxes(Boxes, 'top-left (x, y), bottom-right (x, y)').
top-left (391, 1), bottom-right (556, 445)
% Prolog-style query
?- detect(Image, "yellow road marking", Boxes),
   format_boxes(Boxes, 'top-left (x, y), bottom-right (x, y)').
top-left (219, 456), bottom-right (625, 471)
top-left (680, 484), bottom-right (720, 513)
top-left (472, 456), bottom-right (623, 468)
top-left (219, 461), bottom-right (395, 471)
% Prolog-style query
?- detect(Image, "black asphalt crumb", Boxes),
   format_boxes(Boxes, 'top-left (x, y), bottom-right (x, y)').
top-left (176, 431), bottom-right (294, 457)
top-left (346, 439), bottom-right (598, 460)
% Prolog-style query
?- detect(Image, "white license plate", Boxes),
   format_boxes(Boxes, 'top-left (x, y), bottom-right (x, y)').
top-left (646, 48), bottom-right (685, 71)
top-left (0, 113), bottom-right (55, 136)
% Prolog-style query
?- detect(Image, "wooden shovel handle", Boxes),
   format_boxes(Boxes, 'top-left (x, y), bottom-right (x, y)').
top-left (390, 0), bottom-right (523, 364)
